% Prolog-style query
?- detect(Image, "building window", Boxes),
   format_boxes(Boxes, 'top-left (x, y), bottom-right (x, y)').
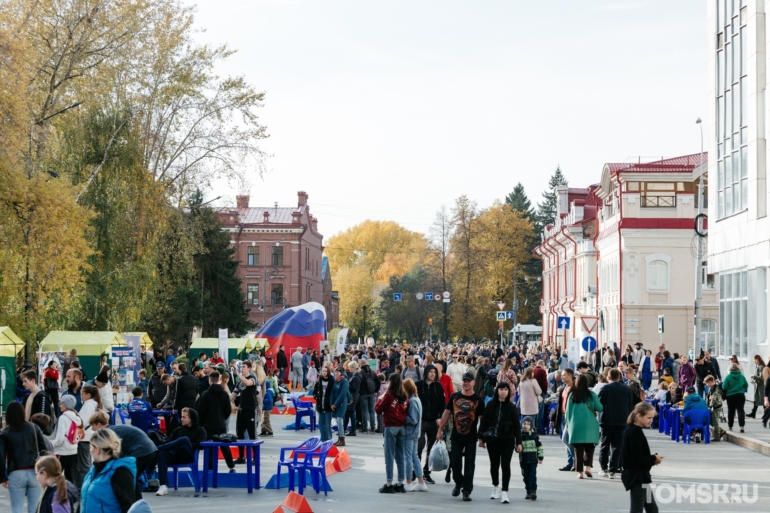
top-left (719, 270), bottom-right (748, 357)
top-left (247, 284), bottom-right (259, 305)
top-left (644, 253), bottom-right (671, 292)
top-left (272, 246), bottom-right (284, 266)
top-left (701, 318), bottom-right (717, 354)
top-left (271, 283), bottom-right (284, 304)
top-left (247, 246), bottom-right (259, 266)
top-left (716, 0), bottom-right (748, 219)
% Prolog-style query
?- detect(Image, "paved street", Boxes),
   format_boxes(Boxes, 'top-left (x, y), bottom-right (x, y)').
top-left (6, 412), bottom-right (762, 513)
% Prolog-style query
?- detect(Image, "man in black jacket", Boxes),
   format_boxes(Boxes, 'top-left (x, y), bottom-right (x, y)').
top-left (693, 354), bottom-right (714, 398)
top-left (597, 368), bottom-right (634, 478)
top-left (173, 363), bottom-right (199, 413)
top-left (196, 371), bottom-right (235, 470)
top-left (277, 345), bottom-right (289, 382)
top-left (21, 370), bottom-right (52, 420)
top-left (344, 361), bottom-right (361, 436)
top-left (358, 363), bottom-right (377, 433)
top-left (416, 364), bottom-right (445, 484)
top-left (148, 362), bottom-right (168, 408)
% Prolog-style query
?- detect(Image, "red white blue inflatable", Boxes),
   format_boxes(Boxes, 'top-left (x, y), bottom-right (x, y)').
top-left (260, 302), bottom-right (327, 361)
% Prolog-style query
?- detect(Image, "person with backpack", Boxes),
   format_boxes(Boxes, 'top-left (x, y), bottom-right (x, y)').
top-left (375, 373), bottom-right (409, 494)
top-left (34, 455), bottom-right (79, 513)
top-left (358, 362), bottom-right (378, 433)
top-left (0, 402), bottom-right (51, 513)
top-left (75, 385), bottom-right (103, 489)
top-left (415, 364), bottom-right (445, 484)
top-left (52, 395), bottom-right (83, 485)
top-left (330, 366), bottom-right (350, 447)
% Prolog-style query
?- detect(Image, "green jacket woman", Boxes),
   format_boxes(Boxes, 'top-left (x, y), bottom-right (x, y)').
top-left (566, 389), bottom-right (604, 444)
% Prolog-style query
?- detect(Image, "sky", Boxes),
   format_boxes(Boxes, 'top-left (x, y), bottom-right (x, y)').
top-left (188, 0), bottom-right (708, 238)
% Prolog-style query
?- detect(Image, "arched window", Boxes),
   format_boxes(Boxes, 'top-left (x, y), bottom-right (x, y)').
top-left (645, 253), bottom-right (671, 292)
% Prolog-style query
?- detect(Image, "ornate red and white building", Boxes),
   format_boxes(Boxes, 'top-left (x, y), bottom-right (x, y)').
top-left (219, 191), bottom-right (339, 329)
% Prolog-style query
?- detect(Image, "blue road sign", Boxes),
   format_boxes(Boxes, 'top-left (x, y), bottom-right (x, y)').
top-left (393, 293), bottom-right (402, 301)
top-left (425, 292), bottom-right (434, 301)
top-left (581, 336), bottom-right (597, 352)
top-left (496, 312), bottom-right (506, 321)
top-left (557, 316), bottom-right (571, 330)
top-left (505, 311), bottom-right (514, 319)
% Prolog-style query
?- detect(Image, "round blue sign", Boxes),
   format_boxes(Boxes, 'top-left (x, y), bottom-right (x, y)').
top-left (581, 336), bottom-right (597, 352)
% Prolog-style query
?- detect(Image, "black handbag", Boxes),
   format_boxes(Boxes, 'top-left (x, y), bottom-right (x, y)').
top-left (480, 407), bottom-right (502, 442)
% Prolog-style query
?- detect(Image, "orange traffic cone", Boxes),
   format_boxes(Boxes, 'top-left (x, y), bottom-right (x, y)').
top-left (325, 458), bottom-right (337, 477)
top-left (326, 445), bottom-right (339, 458)
top-left (333, 449), bottom-right (351, 472)
top-left (282, 491), bottom-right (313, 513)
top-left (273, 507), bottom-right (285, 513)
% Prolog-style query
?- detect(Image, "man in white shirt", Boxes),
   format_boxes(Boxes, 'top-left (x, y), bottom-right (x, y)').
top-left (94, 371), bottom-right (115, 419)
top-left (632, 343), bottom-right (645, 366)
top-left (446, 354), bottom-right (466, 392)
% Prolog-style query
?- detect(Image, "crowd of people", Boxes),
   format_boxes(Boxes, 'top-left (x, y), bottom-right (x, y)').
top-left (1, 339), bottom-right (768, 513)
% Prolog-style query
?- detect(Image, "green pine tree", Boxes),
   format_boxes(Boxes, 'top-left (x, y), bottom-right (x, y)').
top-left (505, 182), bottom-right (534, 220)
top-left (535, 166), bottom-right (568, 232)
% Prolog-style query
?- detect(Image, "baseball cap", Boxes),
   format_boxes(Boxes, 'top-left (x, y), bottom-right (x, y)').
top-left (462, 372), bottom-right (475, 381)
top-left (686, 386), bottom-right (697, 394)
top-left (156, 361), bottom-right (165, 369)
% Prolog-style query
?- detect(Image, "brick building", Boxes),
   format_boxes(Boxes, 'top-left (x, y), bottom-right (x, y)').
top-left (219, 191), bottom-right (339, 329)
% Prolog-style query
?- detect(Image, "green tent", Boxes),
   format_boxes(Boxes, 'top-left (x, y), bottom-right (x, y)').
top-left (190, 338), bottom-right (253, 362)
top-left (0, 327), bottom-right (25, 411)
top-left (40, 331), bottom-right (127, 380)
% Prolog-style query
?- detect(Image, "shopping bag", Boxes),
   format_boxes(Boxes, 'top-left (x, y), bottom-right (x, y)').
top-left (429, 440), bottom-right (450, 472)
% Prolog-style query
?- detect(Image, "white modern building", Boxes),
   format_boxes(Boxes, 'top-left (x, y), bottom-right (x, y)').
top-left (707, 0), bottom-right (768, 390)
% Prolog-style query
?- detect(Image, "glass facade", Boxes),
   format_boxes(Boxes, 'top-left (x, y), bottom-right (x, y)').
top-left (716, 0), bottom-right (748, 219)
top-left (719, 270), bottom-right (747, 357)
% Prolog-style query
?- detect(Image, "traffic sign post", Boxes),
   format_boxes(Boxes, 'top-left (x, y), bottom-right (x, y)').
top-left (580, 316), bottom-right (599, 334)
top-left (658, 314), bottom-right (664, 352)
top-left (393, 293), bottom-right (402, 301)
top-left (425, 292), bottom-right (434, 301)
top-left (496, 312), bottom-right (506, 322)
top-left (505, 311), bottom-right (514, 320)
top-left (557, 316), bottom-right (570, 351)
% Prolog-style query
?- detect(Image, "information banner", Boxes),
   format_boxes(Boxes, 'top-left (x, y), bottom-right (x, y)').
top-left (567, 339), bottom-right (580, 369)
top-left (110, 346), bottom-right (137, 407)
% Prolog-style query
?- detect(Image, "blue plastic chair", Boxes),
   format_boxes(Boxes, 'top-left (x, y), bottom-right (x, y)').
top-left (682, 410), bottom-right (711, 444)
top-left (276, 437), bottom-right (320, 487)
top-left (170, 450), bottom-right (200, 492)
top-left (114, 409), bottom-right (129, 425)
top-left (292, 440), bottom-right (335, 496)
top-left (291, 397), bottom-right (317, 432)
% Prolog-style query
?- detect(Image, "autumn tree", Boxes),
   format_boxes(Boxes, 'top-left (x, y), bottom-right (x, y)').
top-left (448, 196), bottom-right (483, 338)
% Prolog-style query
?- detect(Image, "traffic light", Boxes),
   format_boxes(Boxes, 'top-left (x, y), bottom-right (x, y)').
top-left (428, 318), bottom-right (433, 325)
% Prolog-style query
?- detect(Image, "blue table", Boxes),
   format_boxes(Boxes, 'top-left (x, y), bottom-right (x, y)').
top-left (201, 440), bottom-right (263, 493)
top-left (153, 409), bottom-right (174, 416)
top-left (668, 408), bottom-right (681, 442)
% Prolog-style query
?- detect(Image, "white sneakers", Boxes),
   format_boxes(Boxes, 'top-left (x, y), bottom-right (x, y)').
top-left (597, 469), bottom-right (608, 477)
top-left (501, 491), bottom-right (510, 504)
top-left (415, 482), bottom-right (429, 492)
top-left (490, 486), bottom-right (501, 500)
top-left (155, 485), bottom-right (168, 496)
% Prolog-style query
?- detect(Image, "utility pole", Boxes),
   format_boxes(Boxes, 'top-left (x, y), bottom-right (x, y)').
top-left (512, 267), bottom-right (518, 347)
top-left (693, 118), bottom-right (705, 356)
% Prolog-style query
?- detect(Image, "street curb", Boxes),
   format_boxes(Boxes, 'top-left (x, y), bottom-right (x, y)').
top-left (723, 431), bottom-right (770, 457)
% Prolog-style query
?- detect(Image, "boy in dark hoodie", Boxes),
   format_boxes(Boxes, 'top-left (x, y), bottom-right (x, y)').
top-left (519, 416), bottom-right (544, 501)
top-left (154, 407), bottom-right (207, 496)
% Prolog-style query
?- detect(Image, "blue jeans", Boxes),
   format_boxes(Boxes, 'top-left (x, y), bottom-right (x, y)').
top-left (344, 399), bottom-right (358, 435)
top-left (404, 438), bottom-right (423, 480)
top-left (318, 411), bottom-right (333, 441)
top-left (384, 426), bottom-right (406, 482)
top-left (359, 394), bottom-right (376, 431)
top-left (520, 462), bottom-right (538, 493)
top-left (335, 411), bottom-right (346, 437)
top-left (561, 418), bottom-right (575, 467)
top-left (8, 469), bottom-right (41, 513)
